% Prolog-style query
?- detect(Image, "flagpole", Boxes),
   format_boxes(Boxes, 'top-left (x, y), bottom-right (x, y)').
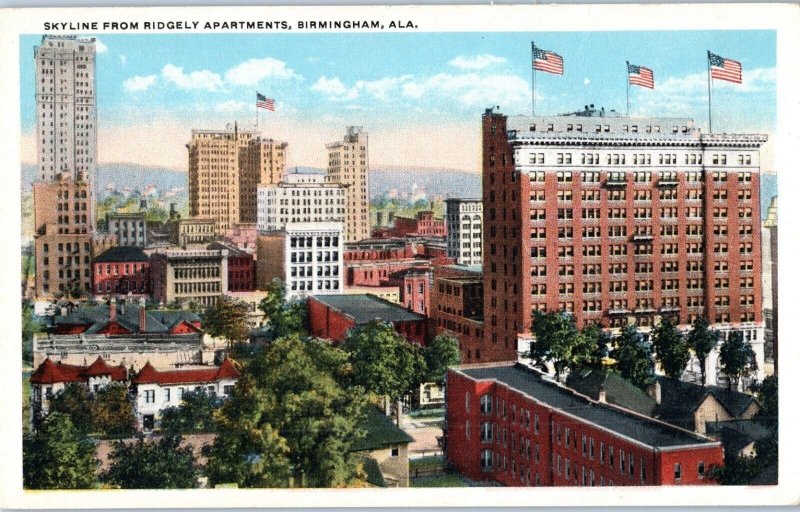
top-left (531, 42), bottom-right (536, 116)
top-left (707, 51), bottom-right (713, 134)
top-left (255, 93), bottom-right (259, 132)
top-left (626, 61), bottom-right (630, 116)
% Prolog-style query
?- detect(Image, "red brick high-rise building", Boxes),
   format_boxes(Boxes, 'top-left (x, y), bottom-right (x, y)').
top-left (481, 108), bottom-right (766, 385)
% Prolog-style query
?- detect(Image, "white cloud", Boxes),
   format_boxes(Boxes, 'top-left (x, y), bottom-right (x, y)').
top-left (224, 57), bottom-right (300, 86)
top-left (311, 76), bottom-right (358, 101)
top-left (161, 64), bottom-right (224, 92)
top-left (448, 54), bottom-right (506, 70)
top-left (95, 39), bottom-right (108, 54)
top-left (119, 55), bottom-right (127, 66)
top-left (214, 100), bottom-right (247, 112)
top-left (401, 72), bottom-right (529, 109)
top-left (123, 74), bottom-right (157, 92)
top-left (584, 78), bottom-right (591, 86)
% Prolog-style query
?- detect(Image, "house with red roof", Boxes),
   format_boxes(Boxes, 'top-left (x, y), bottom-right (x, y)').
top-left (29, 356), bottom-right (127, 428)
top-left (130, 359), bottom-right (240, 430)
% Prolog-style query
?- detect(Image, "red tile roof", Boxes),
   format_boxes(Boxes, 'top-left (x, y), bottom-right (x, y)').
top-left (131, 359), bottom-right (240, 386)
top-left (30, 357), bottom-right (127, 385)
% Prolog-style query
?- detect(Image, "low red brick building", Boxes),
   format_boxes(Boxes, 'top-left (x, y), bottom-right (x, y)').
top-left (445, 363), bottom-right (724, 487)
top-left (209, 241), bottom-right (255, 292)
top-left (307, 293), bottom-right (429, 345)
top-left (386, 268), bottom-right (432, 317)
top-left (431, 265), bottom-right (485, 363)
top-left (92, 246), bottom-right (150, 297)
top-left (392, 211), bottom-right (446, 237)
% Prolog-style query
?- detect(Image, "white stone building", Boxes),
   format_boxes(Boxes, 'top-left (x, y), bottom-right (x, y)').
top-left (256, 172), bottom-right (347, 232)
top-left (131, 359), bottom-right (240, 431)
top-left (445, 198), bottom-right (483, 265)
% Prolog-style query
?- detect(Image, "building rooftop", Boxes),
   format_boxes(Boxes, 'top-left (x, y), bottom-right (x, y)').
top-left (310, 294), bottom-right (425, 324)
top-left (30, 356), bottom-right (127, 385)
top-left (131, 358), bottom-right (239, 386)
top-left (351, 406), bottom-right (414, 452)
top-left (654, 376), bottom-right (758, 430)
top-left (440, 264), bottom-right (483, 275)
top-left (565, 367), bottom-right (657, 417)
top-left (457, 363), bottom-right (717, 449)
top-left (94, 246), bottom-right (149, 263)
top-left (53, 304), bottom-right (201, 335)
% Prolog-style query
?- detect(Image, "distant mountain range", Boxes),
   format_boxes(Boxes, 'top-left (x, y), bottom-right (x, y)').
top-left (20, 163), bottom-right (776, 220)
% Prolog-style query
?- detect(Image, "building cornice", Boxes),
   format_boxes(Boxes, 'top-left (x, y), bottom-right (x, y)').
top-left (509, 133), bottom-right (767, 149)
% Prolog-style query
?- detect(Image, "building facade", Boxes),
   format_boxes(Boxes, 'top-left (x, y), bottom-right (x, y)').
top-left (106, 210), bottom-right (147, 247)
top-left (431, 265), bottom-right (485, 363)
top-left (33, 179), bottom-right (94, 299)
top-left (386, 268), bottom-right (432, 317)
top-left (445, 363), bottom-right (724, 487)
top-left (327, 126), bottom-right (370, 243)
top-left (33, 36), bottom-right (97, 193)
top-left (761, 197), bottom-right (777, 371)
top-left (481, 110), bottom-right (767, 382)
top-left (445, 198), bottom-right (484, 265)
top-left (187, 125), bottom-right (286, 233)
top-left (208, 241), bottom-right (255, 292)
top-left (170, 218), bottom-right (218, 246)
top-left (92, 246), bottom-right (150, 297)
top-left (150, 248), bottom-right (229, 307)
top-left (256, 222), bottom-right (344, 298)
top-left (256, 172), bottom-right (347, 232)
top-left (131, 359), bottom-right (239, 431)
top-left (392, 211), bottom-right (447, 238)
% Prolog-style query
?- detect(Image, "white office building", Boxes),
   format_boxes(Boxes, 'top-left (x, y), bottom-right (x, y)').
top-left (445, 198), bottom-right (483, 265)
top-left (256, 172), bottom-right (347, 232)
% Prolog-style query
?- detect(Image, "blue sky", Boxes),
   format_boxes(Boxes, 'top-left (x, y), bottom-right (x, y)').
top-left (19, 30), bottom-right (776, 170)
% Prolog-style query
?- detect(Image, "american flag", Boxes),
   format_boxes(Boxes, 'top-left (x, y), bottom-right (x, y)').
top-left (256, 92), bottom-right (275, 111)
top-left (708, 52), bottom-right (742, 84)
top-left (532, 44), bottom-right (563, 75)
top-left (627, 62), bottom-right (654, 89)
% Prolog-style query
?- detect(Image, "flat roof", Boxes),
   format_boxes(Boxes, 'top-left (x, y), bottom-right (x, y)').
top-left (311, 294), bottom-right (425, 324)
top-left (457, 363), bottom-right (716, 449)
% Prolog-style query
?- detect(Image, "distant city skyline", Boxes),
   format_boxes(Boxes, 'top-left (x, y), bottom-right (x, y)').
top-left (19, 30), bottom-right (776, 172)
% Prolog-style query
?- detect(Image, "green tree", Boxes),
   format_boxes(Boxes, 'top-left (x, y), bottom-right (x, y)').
top-left (207, 336), bottom-right (368, 488)
top-left (48, 383), bottom-right (94, 434)
top-left (258, 279), bottom-right (308, 339)
top-left (203, 295), bottom-right (252, 346)
top-left (424, 333), bottom-right (462, 385)
top-left (613, 324), bottom-right (654, 389)
top-left (159, 389), bottom-right (222, 434)
top-left (686, 317), bottom-right (718, 385)
top-left (102, 434), bottom-right (197, 489)
top-left (91, 384), bottom-right (136, 436)
top-left (342, 321), bottom-right (426, 401)
top-left (581, 323), bottom-right (613, 368)
top-left (22, 302), bottom-right (41, 366)
top-left (651, 316), bottom-right (690, 379)
top-left (719, 330), bottom-right (757, 391)
top-left (23, 413), bottom-right (97, 489)
top-left (755, 375), bottom-right (778, 429)
top-left (529, 311), bottom-right (592, 382)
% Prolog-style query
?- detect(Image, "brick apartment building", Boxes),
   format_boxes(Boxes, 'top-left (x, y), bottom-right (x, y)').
top-left (431, 265), bottom-right (485, 363)
top-left (92, 246), bottom-right (150, 297)
top-left (480, 110), bottom-right (766, 384)
top-left (445, 363), bottom-right (724, 487)
top-left (392, 211), bottom-right (447, 237)
top-left (386, 267), bottom-right (432, 317)
top-left (208, 241), bottom-right (255, 292)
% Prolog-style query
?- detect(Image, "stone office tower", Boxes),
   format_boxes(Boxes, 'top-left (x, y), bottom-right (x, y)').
top-left (33, 35), bottom-right (98, 299)
top-left (326, 126), bottom-right (370, 243)
top-left (187, 124), bottom-right (286, 233)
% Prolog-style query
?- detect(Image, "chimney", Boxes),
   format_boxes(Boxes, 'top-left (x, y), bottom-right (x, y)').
top-left (648, 380), bottom-right (662, 405)
top-left (139, 297), bottom-right (147, 333)
top-left (109, 297), bottom-right (117, 321)
top-left (598, 385), bottom-right (607, 403)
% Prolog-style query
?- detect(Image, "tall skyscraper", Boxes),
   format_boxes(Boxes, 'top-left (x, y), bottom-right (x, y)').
top-left (187, 124), bottom-right (286, 233)
top-left (481, 108), bottom-right (766, 386)
top-left (33, 35), bottom-right (98, 300)
top-left (326, 126), bottom-right (370, 243)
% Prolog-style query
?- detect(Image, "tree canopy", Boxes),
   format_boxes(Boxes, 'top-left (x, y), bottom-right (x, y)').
top-left (48, 382), bottom-right (135, 436)
top-left (203, 295), bottom-right (251, 345)
top-left (159, 389), bottom-right (222, 435)
top-left (719, 330), bottom-right (757, 391)
top-left (341, 321), bottom-right (426, 401)
top-left (686, 317), bottom-right (718, 385)
top-left (529, 310), bottom-right (593, 381)
top-left (206, 336), bottom-right (368, 488)
top-left (612, 324), bottom-right (654, 389)
top-left (258, 279), bottom-right (307, 339)
top-left (423, 333), bottom-right (461, 385)
top-left (651, 316), bottom-right (690, 379)
top-left (23, 413), bottom-right (97, 489)
top-left (102, 434), bottom-right (197, 489)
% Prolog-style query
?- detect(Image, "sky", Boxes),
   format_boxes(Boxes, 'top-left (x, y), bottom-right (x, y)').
top-left (19, 30), bottom-right (776, 172)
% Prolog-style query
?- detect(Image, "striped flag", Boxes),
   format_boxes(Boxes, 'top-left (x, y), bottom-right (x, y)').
top-left (532, 44), bottom-right (564, 75)
top-left (627, 62), bottom-right (654, 89)
top-left (256, 92), bottom-right (275, 111)
top-left (708, 52), bottom-right (742, 84)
